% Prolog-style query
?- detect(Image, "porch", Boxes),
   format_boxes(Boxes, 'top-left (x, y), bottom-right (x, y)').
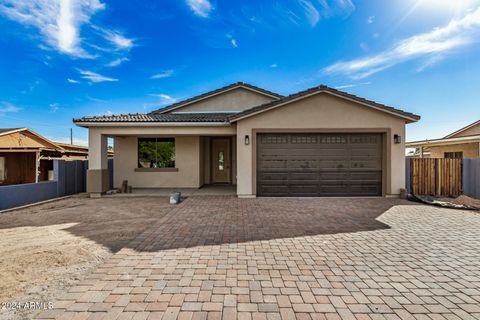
top-left (87, 128), bottom-right (238, 196)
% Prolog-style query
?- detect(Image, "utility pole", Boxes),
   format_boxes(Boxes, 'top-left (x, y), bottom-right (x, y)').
top-left (70, 128), bottom-right (73, 145)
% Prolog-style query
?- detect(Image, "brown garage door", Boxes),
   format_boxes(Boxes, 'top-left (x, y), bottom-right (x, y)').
top-left (257, 133), bottom-right (383, 196)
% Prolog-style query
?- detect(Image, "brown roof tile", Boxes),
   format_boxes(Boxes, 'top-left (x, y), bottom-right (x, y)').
top-left (74, 112), bottom-right (233, 123)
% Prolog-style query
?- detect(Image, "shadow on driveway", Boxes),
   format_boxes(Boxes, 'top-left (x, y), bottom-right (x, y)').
top-left (0, 195), bottom-right (415, 253)
top-left (130, 196), bottom-right (414, 252)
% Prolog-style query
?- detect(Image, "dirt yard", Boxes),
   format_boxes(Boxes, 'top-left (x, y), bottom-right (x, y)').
top-left (0, 195), bottom-right (173, 319)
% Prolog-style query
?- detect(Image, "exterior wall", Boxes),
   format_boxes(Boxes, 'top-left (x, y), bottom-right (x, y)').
top-left (203, 137), bottom-right (211, 184)
top-left (172, 88), bottom-right (275, 113)
top-left (235, 93), bottom-right (407, 197)
top-left (428, 143), bottom-right (480, 158)
top-left (450, 124), bottom-right (480, 138)
top-left (114, 136), bottom-right (202, 188)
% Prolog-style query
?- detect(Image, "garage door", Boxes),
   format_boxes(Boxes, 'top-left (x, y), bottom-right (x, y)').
top-left (257, 133), bottom-right (383, 196)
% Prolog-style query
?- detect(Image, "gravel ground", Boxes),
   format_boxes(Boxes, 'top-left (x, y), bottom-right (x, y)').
top-left (0, 195), bottom-right (173, 319)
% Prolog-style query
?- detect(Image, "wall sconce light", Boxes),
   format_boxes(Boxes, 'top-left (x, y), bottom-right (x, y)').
top-left (394, 134), bottom-right (401, 144)
top-left (244, 135), bottom-right (250, 145)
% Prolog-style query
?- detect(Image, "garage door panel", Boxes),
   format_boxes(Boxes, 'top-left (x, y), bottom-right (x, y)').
top-left (349, 170), bottom-right (382, 181)
top-left (257, 133), bottom-right (383, 197)
top-left (350, 160), bottom-right (382, 169)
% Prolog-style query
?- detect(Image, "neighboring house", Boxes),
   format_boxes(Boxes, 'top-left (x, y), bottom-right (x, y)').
top-left (0, 128), bottom-right (107, 185)
top-left (74, 82), bottom-right (420, 197)
top-left (406, 120), bottom-right (480, 158)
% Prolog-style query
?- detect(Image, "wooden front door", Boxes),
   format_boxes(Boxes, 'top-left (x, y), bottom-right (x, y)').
top-left (211, 138), bottom-right (231, 184)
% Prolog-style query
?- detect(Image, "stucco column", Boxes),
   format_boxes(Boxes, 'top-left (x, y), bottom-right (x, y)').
top-left (87, 129), bottom-right (109, 197)
top-left (236, 128), bottom-right (255, 198)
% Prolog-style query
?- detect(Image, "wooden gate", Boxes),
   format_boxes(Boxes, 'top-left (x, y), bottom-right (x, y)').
top-left (409, 158), bottom-right (462, 197)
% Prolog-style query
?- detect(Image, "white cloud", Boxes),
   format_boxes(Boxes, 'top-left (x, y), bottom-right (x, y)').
top-left (270, 63), bottom-right (278, 68)
top-left (149, 93), bottom-right (177, 104)
top-left (78, 70), bottom-right (118, 83)
top-left (367, 15), bottom-right (375, 24)
top-left (151, 70), bottom-right (174, 79)
top-left (0, 0), bottom-right (104, 58)
top-left (97, 27), bottom-right (134, 50)
top-left (67, 78), bottom-right (79, 83)
top-left (231, 38), bottom-right (238, 48)
top-left (0, 102), bottom-right (21, 114)
top-left (292, 0), bottom-right (354, 27)
top-left (49, 103), bottom-right (59, 112)
top-left (186, 0), bottom-right (212, 18)
top-left (334, 81), bottom-right (371, 89)
top-left (106, 57), bottom-right (129, 67)
top-left (299, 0), bottom-right (320, 26)
top-left (324, 7), bottom-right (480, 79)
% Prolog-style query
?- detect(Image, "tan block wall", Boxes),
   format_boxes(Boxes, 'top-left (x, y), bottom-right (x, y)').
top-left (428, 143), bottom-right (480, 158)
top-left (173, 88), bottom-right (275, 113)
top-left (236, 93), bottom-right (407, 197)
top-left (114, 136), bottom-right (202, 188)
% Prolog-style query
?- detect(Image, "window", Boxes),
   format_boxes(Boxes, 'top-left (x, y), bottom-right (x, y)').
top-left (218, 151), bottom-right (224, 171)
top-left (138, 138), bottom-right (175, 168)
top-left (444, 152), bottom-right (463, 159)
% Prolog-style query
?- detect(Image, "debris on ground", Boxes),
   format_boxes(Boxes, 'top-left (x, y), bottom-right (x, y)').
top-left (410, 194), bottom-right (480, 210)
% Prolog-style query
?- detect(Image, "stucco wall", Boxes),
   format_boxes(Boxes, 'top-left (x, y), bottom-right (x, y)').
top-left (114, 136), bottom-right (202, 188)
top-left (235, 93), bottom-right (407, 197)
top-left (428, 143), bottom-right (479, 158)
top-left (172, 88), bottom-right (275, 113)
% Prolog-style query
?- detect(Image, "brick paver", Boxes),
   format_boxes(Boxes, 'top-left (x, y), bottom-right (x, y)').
top-left (37, 197), bottom-right (480, 320)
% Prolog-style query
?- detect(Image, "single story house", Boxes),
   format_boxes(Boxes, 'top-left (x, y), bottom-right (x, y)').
top-left (406, 120), bottom-right (480, 158)
top-left (0, 128), bottom-right (110, 185)
top-left (74, 82), bottom-right (420, 198)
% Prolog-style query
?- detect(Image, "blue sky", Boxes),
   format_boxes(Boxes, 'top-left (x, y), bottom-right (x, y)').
top-left (0, 0), bottom-right (479, 145)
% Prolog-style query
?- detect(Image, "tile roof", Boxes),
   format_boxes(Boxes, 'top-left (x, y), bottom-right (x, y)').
top-left (74, 84), bottom-right (421, 124)
top-left (74, 112), bottom-right (233, 123)
top-left (149, 82), bottom-right (283, 114)
top-left (228, 85), bottom-right (421, 122)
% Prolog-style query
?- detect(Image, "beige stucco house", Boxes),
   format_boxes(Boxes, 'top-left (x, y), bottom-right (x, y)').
top-left (406, 120), bottom-right (480, 158)
top-left (74, 82), bottom-right (420, 198)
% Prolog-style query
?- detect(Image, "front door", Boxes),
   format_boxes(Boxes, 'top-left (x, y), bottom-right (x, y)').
top-left (212, 138), bottom-right (231, 184)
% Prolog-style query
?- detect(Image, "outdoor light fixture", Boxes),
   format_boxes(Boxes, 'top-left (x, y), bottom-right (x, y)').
top-left (394, 134), bottom-right (401, 144)
top-left (244, 135), bottom-right (250, 145)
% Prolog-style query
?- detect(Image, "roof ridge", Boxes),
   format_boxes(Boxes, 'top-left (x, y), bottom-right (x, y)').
top-left (228, 84), bottom-right (420, 122)
top-left (148, 82), bottom-right (283, 115)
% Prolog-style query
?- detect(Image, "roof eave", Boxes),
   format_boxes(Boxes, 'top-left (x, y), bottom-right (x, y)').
top-left (74, 121), bottom-right (232, 127)
top-left (229, 89), bottom-right (420, 123)
top-left (406, 135), bottom-right (480, 147)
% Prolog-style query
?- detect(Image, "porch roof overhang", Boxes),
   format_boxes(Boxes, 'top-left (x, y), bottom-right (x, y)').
top-left (406, 135), bottom-right (480, 148)
top-left (75, 121), bottom-right (232, 128)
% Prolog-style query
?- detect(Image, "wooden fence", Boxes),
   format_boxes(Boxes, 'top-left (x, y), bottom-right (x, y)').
top-left (409, 158), bottom-right (462, 197)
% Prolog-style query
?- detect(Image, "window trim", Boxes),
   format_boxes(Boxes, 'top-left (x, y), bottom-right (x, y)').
top-left (137, 137), bottom-right (176, 169)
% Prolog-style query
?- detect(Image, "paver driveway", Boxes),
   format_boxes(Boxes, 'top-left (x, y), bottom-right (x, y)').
top-left (37, 196), bottom-right (480, 320)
